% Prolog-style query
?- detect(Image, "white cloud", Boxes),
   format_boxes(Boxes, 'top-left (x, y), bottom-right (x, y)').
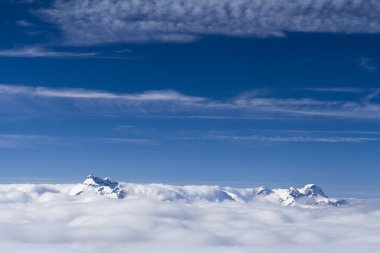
top-left (0, 134), bottom-right (157, 149)
top-left (2, 130), bottom-right (379, 149)
top-left (39, 0), bottom-right (380, 44)
top-left (0, 47), bottom-right (98, 58)
top-left (359, 57), bottom-right (378, 72)
top-left (0, 183), bottom-right (379, 252)
top-left (16, 19), bottom-right (34, 27)
top-left (176, 128), bottom-right (380, 143)
top-left (180, 134), bottom-right (380, 143)
top-left (0, 134), bottom-right (58, 148)
top-left (1, 84), bottom-right (380, 120)
top-left (305, 87), bottom-right (367, 94)
top-left (81, 137), bottom-right (158, 145)
top-left (0, 84), bottom-right (203, 101)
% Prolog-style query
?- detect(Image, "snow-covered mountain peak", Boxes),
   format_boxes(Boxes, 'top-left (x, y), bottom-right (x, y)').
top-left (272, 184), bottom-right (345, 206)
top-left (298, 184), bottom-right (327, 197)
top-left (83, 175), bottom-right (119, 189)
top-left (255, 186), bottom-right (272, 196)
top-left (71, 175), bottom-right (126, 199)
top-left (288, 187), bottom-right (301, 198)
top-left (70, 176), bottom-right (347, 207)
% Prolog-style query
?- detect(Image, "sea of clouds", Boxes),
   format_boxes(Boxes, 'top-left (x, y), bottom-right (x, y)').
top-left (0, 184), bottom-right (379, 253)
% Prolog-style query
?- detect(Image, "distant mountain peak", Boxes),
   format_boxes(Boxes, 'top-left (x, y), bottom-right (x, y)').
top-left (255, 186), bottom-right (272, 196)
top-left (83, 175), bottom-right (119, 189)
top-left (273, 184), bottom-right (344, 207)
top-left (299, 184), bottom-right (327, 197)
top-left (71, 176), bottom-right (347, 207)
top-left (71, 175), bottom-right (126, 199)
top-left (288, 187), bottom-right (301, 198)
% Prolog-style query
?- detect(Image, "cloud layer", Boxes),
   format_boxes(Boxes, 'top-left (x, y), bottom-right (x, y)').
top-left (40, 0), bottom-right (380, 44)
top-left (0, 183), bottom-right (379, 253)
top-left (1, 84), bottom-right (380, 120)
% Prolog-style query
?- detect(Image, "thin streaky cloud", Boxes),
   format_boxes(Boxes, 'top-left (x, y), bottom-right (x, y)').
top-left (180, 135), bottom-right (380, 143)
top-left (15, 19), bottom-right (34, 27)
top-left (81, 137), bottom-right (159, 145)
top-left (304, 87), bottom-right (366, 94)
top-left (249, 129), bottom-right (380, 135)
top-left (0, 47), bottom-right (98, 58)
top-left (0, 134), bottom-right (158, 149)
top-left (359, 57), bottom-right (378, 72)
top-left (0, 134), bottom-right (59, 148)
top-left (0, 84), bottom-right (205, 102)
top-left (1, 84), bottom-right (380, 120)
top-left (363, 89), bottom-right (380, 103)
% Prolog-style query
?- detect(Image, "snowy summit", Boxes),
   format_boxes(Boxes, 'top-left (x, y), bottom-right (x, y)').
top-left (71, 175), bottom-right (126, 199)
top-left (70, 175), bottom-right (347, 207)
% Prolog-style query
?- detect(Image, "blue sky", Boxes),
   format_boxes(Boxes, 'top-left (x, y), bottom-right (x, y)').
top-left (0, 0), bottom-right (380, 196)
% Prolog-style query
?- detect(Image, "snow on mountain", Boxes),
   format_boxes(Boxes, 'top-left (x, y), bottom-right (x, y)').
top-left (70, 175), bottom-right (347, 207)
top-left (70, 175), bottom-right (126, 199)
top-left (273, 184), bottom-right (346, 207)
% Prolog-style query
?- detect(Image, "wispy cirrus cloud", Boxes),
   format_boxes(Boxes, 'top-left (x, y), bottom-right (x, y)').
top-left (0, 84), bottom-right (204, 101)
top-left (3, 129), bottom-right (380, 149)
top-left (359, 57), bottom-right (378, 72)
top-left (0, 84), bottom-right (380, 120)
top-left (15, 19), bottom-right (34, 27)
top-left (0, 47), bottom-right (98, 58)
top-left (39, 0), bottom-right (380, 44)
top-left (0, 47), bottom-right (137, 59)
top-left (0, 134), bottom-right (157, 149)
top-left (0, 134), bottom-right (58, 148)
top-left (176, 128), bottom-right (380, 144)
top-left (304, 87), bottom-right (366, 94)
top-left (181, 134), bottom-right (380, 143)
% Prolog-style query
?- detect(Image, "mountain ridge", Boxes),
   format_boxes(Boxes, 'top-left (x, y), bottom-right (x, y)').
top-left (70, 175), bottom-right (347, 207)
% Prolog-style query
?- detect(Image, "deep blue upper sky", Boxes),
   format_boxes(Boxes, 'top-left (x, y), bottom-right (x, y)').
top-left (0, 0), bottom-right (379, 197)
